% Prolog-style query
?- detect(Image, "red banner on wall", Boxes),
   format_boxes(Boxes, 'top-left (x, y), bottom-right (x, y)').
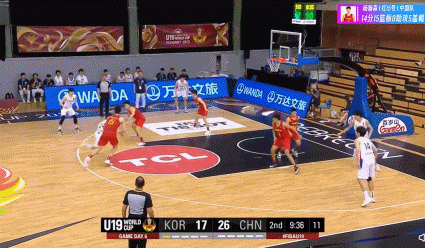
top-left (16, 26), bottom-right (124, 53)
top-left (141, 23), bottom-right (229, 50)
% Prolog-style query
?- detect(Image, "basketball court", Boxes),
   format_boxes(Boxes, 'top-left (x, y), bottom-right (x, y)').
top-left (1, 97), bottom-right (425, 248)
top-left (2, 1), bottom-right (425, 247)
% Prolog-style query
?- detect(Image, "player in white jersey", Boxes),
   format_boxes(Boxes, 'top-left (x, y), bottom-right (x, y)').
top-left (58, 88), bottom-right (80, 134)
top-left (67, 72), bottom-right (76, 85)
top-left (354, 126), bottom-right (378, 207)
top-left (174, 75), bottom-right (189, 113)
top-left (124, 68), bottom-right (133, 82)
top-left (116, 72), bottom-right (125, 83)
top-left (337, 110), bottom-right (379, 170)
top-left (85, 120), bottom-right (106, 148)
top-left (337, 111), bottom-right (374, 138)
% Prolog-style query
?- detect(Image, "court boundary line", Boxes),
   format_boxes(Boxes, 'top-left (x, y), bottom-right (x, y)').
top-left (76, 112), bottom-right (425, 212)
top-left (261, 216), bottom-right (425, 248)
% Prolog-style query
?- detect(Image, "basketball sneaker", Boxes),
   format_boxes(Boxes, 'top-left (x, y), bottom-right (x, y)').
top-left (175, 109), bottom-right (180, 114)
top-left (83, 157), bottom-right (91, 167)
top-left (361, 197), bottom-right (373, 207)
top-left (58, 129), bottom-right (63, 134)
top-left (205, 130), bottom-right (211, 136)
top-left (75, 127), bottom-right (81, 132)
top-left (269, 163), bottom-right (277, 168)
top-left (371, 197), bottom-right (376, 203)
top-left (105, 160), bottom-right (111, 165)
top-left (294, 165), bottom-right (300, 175)
top-left (137, 142), bottom-right (146, 147)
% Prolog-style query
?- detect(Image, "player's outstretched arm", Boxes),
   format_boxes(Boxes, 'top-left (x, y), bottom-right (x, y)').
top-left (283, 122), bottom-right (302, 139)
top-left (372, 143), bottom-right (378, 161)
top-left (122, 204), bottom-right (128, 218)
top-left (118, 117), bottom-right (126, 135)
top-left (201, 99), bottom-right (208, 112)
top-left (127, 107), bottom-right (135, 120)
top-left (366, 120), bottom-right (374, 138)
top-left (59, 96), bottom-right (66, 107)
top-left (355, 139), bottom-right (361, 163)
top-left (74, 96), bottom-right (79, 110)
top-left (338, 123), bottom-right (353, 136)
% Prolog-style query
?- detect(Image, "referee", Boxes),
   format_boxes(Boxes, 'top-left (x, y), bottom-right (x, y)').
top-left (97, 75), bottom-right (112, 117)
top-left (122, 176), bottom-right (154, 248)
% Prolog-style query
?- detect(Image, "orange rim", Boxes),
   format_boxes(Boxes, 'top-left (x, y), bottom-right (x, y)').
top-left (267, 57), bottom-right (286, 63)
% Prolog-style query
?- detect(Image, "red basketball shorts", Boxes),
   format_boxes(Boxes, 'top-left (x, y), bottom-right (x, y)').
top-left (134, 118), bottom-right (145, 128)
top-left (197, 108), bottom-right (208, 117)
top-left (98, 134), bottom-right (119, 147)
top-left (273, 137), bottom-right (291, 151)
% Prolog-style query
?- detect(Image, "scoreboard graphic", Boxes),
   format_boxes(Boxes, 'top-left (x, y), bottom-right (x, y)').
top-left (338, 4), bottom-right (425, 24)
top-left (292, 3), bottom-right (317, 25)
top-left (101, 218), bottom-right (325, 240)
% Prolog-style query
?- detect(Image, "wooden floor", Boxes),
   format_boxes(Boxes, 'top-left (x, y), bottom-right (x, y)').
top-left (16, 101), bottom-right (47, 113)
top-left (1, 106), bottom-right (425, 247)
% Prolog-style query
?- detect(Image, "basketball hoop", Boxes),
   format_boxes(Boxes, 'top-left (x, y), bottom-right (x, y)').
top-left (267, 57), bottom-right (286, 72)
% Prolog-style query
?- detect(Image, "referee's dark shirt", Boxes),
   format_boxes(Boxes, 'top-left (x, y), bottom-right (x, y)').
top-left (123, 190), bottom-right (153, 217)
top-left (134, 77), bottom-right (147, 94)
top-left (97, 81), bottom-right (111, 93)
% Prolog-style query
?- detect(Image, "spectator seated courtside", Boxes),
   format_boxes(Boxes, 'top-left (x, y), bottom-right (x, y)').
top-left (156, 68), bottom-right (167, 81)
top-left (179, 69), bottom-right (189, 80)
top-left (30, 73), bottom-right (44, 102)
top-left (18, 73), bottom-right (30, 103)
top-left (167, 68), bottom-right (178, 81)
top-left (76, 69), bottom-right (88, 85)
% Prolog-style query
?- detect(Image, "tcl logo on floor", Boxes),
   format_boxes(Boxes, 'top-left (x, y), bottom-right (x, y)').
top-left (143, 117), bottom-right (245, 136)
top-left (110, 145), bottom-right (220, 174)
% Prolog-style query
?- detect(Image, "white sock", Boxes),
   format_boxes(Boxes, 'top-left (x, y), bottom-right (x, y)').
top-left (363, 191), bottom-right (369, 199)
top-left (371, 191), bottom-right (375, 198)
top-left (58, 126), bottom-right (61, 130)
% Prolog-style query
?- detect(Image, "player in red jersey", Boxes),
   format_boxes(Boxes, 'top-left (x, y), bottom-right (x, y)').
top-left (270, 114), bottom-right (301, 175)
top-left (285, 108), bottom-right (302, 158)
top-left (191, 90), bottom-right (211, 136)
top-left (342, 6), bottom-right (355, 22)
top-left (84, 106), bottom-right (125, 167)
top-left (124, 101), bottom-right (146, 147)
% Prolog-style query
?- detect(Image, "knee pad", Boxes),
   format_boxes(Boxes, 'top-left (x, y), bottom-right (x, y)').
top-left (59, 116), bottom-right (66, 125)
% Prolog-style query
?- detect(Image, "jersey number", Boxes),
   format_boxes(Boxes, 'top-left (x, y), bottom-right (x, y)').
top-left (364, 142), bottom-right (372, 150)
top-left (107, 119), bottom-right (116, 125)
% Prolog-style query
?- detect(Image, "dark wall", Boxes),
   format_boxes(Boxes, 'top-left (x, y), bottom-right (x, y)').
top-left (10, 0), bottom-right (127, 26)
top-left (241, 1), bottom-right (322, 50)
top-left (247, 69), bottom-right (308, 93)
top-left (0, 25), bottom-right (4, 61)
top-left (138, 0), bottom-right (234, 24)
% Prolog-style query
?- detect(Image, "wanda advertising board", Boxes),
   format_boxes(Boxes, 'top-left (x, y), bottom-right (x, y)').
top-left (140, 23), bottom-right (231, 52)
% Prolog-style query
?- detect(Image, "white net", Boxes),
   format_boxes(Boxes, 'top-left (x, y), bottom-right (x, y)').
top-left (268, 58), bottom-right (282, 73)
